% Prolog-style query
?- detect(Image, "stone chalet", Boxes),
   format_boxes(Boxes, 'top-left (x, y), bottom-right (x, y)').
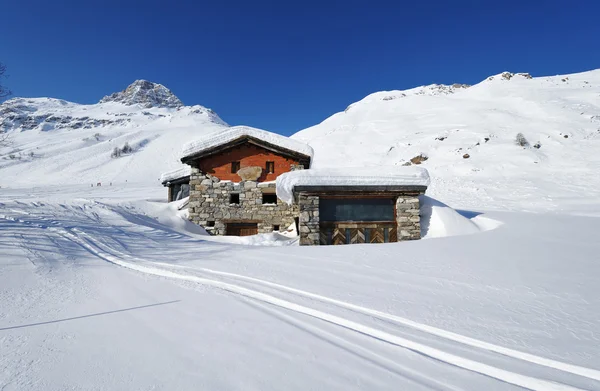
top-left (176, 126), bottom-right (312, 236)
top-left (163, 126), bottom-right (430, 245)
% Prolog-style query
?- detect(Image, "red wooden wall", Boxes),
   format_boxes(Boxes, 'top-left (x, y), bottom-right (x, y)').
top-left (196, 143), bottom-right (301, 182)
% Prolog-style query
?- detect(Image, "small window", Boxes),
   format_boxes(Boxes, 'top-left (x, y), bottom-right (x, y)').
top-left (206, 221), bottom-right (215, 227)
top-left (273, 224), bottom-right (280, 231)
top-left (262, 194), bottom-right (277, 204)
top-left (230, 193), bottom-right (240, 204)
top-left (265, 161), bottom-right (275, 174)
top-left (231, 161), bottom-right (240, 173)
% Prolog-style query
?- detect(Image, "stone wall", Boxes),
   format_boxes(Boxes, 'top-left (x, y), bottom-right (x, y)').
top-left (297, 191), bottom-right (425, 245)
top-left (188, 167), bottom-right (298, 235)
top-left (298, 194), bottom-right (320, 245)
top-left (396, 193), bottom-right (422, 240)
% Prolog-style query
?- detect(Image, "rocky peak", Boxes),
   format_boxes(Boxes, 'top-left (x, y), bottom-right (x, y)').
top-left (99, 80), bottom-right (184, 108)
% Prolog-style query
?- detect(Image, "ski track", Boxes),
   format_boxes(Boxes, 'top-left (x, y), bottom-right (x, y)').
top-left (148, 261), bottom-right (600, 383)
top-left (2, 208), bottom-right (598, 391)
top-left (54, 230), bottom-right (589, 390)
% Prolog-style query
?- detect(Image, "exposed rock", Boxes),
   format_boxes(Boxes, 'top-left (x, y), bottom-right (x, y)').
top-left (99, 80), bottom-right (183, 108)
top-left (237, 166), bottom-right (262, 181)
top-left (463, 154), bottom-right (470, 159)
top-left (410, 154), bottom-right (428, 165)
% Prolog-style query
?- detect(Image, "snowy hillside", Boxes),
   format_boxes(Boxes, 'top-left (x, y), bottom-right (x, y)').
top-left (0, 80), bottom-right (228, 187)
top-left (293, 70), bottom-right (600, 213)
top-left (2, 72), bottom-right (600, 390)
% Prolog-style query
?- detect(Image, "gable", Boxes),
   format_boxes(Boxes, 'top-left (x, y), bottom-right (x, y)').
top-left (194, 141), bottom-right (307, 182)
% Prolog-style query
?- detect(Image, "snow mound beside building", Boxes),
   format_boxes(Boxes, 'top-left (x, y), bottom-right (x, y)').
top-left (420, 196), bottom-right (501, 238)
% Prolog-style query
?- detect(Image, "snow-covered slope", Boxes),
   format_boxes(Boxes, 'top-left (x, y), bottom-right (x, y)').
top-left (0, 81), bottom-right (228, 187)
top-left (293, 70), bottom-right (600, 213)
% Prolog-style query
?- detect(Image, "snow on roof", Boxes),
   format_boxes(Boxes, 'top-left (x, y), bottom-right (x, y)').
top-left (276, 166), bottom-right (431, 204)
top-left (181, 125), bottom-right (314, 162)
top-left (160, 166), bottom-right (192, 184)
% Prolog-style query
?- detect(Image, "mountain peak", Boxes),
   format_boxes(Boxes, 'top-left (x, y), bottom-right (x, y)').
top-left (99, 80), bottom-right (183, 108)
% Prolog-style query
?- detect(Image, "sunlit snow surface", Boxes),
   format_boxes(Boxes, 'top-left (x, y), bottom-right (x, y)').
top-left (1, 184), bottom-right (599, 390)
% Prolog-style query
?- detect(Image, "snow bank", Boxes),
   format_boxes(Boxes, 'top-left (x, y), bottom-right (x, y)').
top-left (182, 125), bottom-right (314, 161)
top-left (160, 166), bottom-right (192, 184)
top-left (420, 195), bottom-right (500, 238)
top-left (276, 166), bottom-right (431, 204)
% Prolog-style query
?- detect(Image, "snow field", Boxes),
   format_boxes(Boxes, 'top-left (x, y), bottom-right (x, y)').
top-left (1, 186), bottom-right (599, 390)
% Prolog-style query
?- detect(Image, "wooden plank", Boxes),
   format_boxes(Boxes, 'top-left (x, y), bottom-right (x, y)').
top-left (370, 229), bottom-right (384, 244)
top-left (389, 227), bottom-right (398, 242)
top-left (332, 228), bottom-right (346, 245)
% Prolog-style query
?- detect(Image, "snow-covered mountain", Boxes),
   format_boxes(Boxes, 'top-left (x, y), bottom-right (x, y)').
top-left (293, 70), bottom-right (600, 212)
top-left (99, 79), bottom-right (184, 108)
top-left (0, 80), bottom-right (228, 186)
top-left (2, 71), bottom-right (600, 212)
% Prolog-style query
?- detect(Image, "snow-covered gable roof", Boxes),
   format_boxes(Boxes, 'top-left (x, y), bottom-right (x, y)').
top-left (160, 166), bottom-right (192, 185)
top-left (276, 166), bottom-right (430, 204)
top-left (181, 125), bottom-right (314, 164)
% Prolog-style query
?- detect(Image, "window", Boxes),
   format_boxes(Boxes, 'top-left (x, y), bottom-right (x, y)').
top-left (206, 221), bottom-right (215, 227)
top-left (231, 161), bottom-right (240, 173)
top-left (262, 193), bottom-right (277, 204)
top-left (319, 198), bottom-right (395, 222)
top-left (273, 224), bottom-right (280, 231)
top-left (265, 161), bottom-right (275, 174)
top-left (230, 193), bottom-right (240, 204)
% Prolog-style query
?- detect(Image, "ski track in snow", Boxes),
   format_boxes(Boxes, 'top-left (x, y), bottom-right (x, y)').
top-left (1, 208), bottom-right (597, 391)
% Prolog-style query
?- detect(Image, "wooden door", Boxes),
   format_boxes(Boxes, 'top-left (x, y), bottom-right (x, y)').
top-left (226, 223), bottom-right (258, 236)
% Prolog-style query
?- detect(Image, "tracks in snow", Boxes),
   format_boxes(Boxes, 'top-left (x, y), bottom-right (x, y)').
top-left (62, 228), bottom-right (597, 390)
top-left (2, 207), bottom-right (599, 391)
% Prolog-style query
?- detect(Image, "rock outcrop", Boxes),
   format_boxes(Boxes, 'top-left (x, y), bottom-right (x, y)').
top-left (99, 80), bottom-right (183, 108)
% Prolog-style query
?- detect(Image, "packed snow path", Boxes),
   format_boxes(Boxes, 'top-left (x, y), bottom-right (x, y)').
top-left (1, 187), bottom-right (599, 390)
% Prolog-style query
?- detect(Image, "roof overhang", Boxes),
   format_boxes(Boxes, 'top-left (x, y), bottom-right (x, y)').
top-left (181, 135), bottom-right (312, 167)
top-left (161, 175), bottom-right (191, 187)
top-left (291, 185), bottom-right (427, 203)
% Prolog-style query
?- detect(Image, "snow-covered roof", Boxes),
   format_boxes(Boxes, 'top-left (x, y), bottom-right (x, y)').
top-left (276, 166), bottom-right (430, 204)
top-left (181, 125), bottom-right (314, 162)
top-left (160, 166), bottom-right (192, 185)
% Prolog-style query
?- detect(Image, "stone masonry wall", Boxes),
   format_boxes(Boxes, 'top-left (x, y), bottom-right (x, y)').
top-left (298, 194), bottom-right (320, 245)
top-left (188, 167), bottom-right (298, 235)
top-left (396, 193), bottom-right (423, 240)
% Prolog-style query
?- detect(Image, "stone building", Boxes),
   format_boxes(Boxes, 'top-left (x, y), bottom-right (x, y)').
top-left (178, 126), bottom-right (313, 236)
top-left (275, 167), bottom-right (430, 245)
top-left (167, 126), bottom-right (431, 245)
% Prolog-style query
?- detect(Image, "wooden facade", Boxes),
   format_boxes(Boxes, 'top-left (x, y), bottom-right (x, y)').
top-left (319, 223), bottom-right (398, 245)
top-left (181, 136), bottom-right (311, 183)
top-left (196, 143), bottom-right (301, 182)
top-left (295, 187), bottom-right (427, 245)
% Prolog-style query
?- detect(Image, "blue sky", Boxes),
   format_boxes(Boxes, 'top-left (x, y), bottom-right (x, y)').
top-left (1, 0), bottom-right (598, 135)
